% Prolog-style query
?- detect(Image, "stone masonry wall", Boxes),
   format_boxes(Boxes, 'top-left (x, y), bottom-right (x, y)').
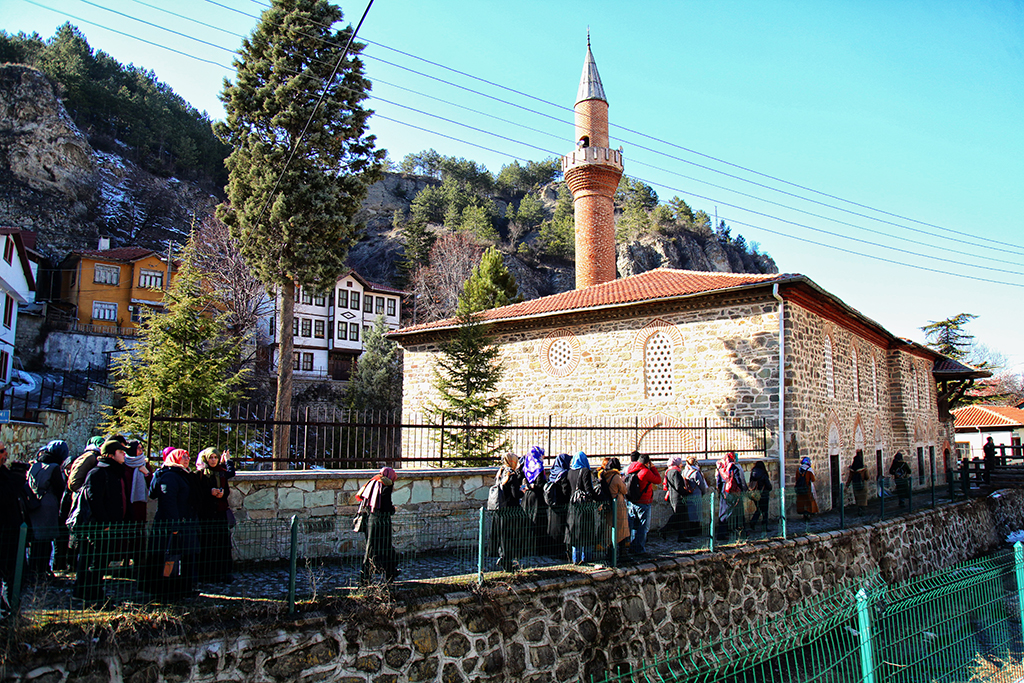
top-left (8, 490), bottom-right (1023, 683)
top-left (783, 302), bottom-right (945, 509)
top-left (402, 299), bottom-right (783, 462)
top-left (0, 382), bottom-right (113, 462)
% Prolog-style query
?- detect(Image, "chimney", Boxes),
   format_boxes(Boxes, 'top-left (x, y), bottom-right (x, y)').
top-left (98, 236), bottom-right (111, 251)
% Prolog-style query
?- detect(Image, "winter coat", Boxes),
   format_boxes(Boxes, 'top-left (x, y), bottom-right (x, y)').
top-left (195, 462), bottom-right (235, 520)
top-left (82, 458), bottom-right (130, 525)
top-left (27, 460), bottom-right (64, 540)
top-left (625, 461), bottom-right (662, 505)
top-left (150, 466), bottom-right (197, 522)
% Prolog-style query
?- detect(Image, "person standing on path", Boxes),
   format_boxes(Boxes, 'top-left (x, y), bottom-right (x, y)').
top-left (625, 452), bottom-right (661, 556)
top-left (983, 437), bottom-right (997, 485)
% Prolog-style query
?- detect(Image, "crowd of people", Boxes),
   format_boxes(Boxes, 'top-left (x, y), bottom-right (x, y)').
top-left (0, 436), bottom-right (235, 610)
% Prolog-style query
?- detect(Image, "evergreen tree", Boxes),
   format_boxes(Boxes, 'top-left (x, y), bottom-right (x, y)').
top-left (538, 184), bottom-right (575, 259)
top-left (459, 246), bottom-right (520, 314)
top-left (428, 307), bottom-right (510, 466)
top-left (104, 242), bottom-right (249, 449)
top-left (345, 315), bottom-right (402, 414)
top-left (396, 210), bottom-right (435, 286)
top-left (216, 0), bottom-right (383, 466)
top-left (922, 313), bottom-right (979, 362)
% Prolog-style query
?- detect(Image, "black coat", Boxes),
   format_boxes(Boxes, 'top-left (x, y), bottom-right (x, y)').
top-left (150, 467), bottom-right (197, 522)
top-left (82, 458), bottom-right (129, 524)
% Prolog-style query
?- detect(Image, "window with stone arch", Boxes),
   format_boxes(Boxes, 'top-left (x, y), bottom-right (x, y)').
top-left (644, 331), bottom-right (674, 398)
top-left (872, 354), bottom-right (879, 407)
top-left (852, 345), bottom-right (860, 403)
top-left (823, 333), bottom-right (835, 400)
top-left (540, 329), bottom-right (581, 377)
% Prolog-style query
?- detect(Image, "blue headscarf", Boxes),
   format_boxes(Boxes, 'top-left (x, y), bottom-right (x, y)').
top-left (571, 450), bottom-right (590, 470)
top-left (523, 446), bottom-right (544, 485)
top-left (549, 453), bottom-right (572, 483)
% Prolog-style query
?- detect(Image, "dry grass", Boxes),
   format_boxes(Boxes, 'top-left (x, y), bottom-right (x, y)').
top-left (965, 654), bottom-right (1024, 683)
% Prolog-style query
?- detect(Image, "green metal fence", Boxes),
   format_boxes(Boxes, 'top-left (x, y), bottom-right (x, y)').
top-left (592, 547), bottom-right (1024, 683)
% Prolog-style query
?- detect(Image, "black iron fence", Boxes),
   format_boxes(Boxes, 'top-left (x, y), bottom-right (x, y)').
top-left (0, 368), bottom-right (108, 421)
top-left (146, 402), bottom-right (769, 469)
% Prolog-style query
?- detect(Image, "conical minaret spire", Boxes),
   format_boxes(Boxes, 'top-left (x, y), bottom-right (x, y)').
top-left (562, 38), bottom-right (624, 289)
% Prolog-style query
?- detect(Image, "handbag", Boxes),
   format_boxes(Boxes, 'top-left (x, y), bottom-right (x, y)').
top-left (352, 500), bottom-right (367, 534)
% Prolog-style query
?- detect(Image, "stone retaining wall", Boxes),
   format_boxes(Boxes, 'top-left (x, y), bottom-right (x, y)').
top-left (0, 382), bottom-right (113, 461)
top-left (8, 490), bottom-right (1021, 683)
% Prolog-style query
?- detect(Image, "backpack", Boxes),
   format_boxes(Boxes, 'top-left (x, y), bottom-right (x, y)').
top-left (543, 479), bottom-right (559, 506)
top-left (66, 489), bottom-right (92, 533)
top-left (592, 472), bottom-right (612, 502)
top-left (624, 469), bottom-right (649, 504)
top-left (795, 470), bottom-right (810, 494)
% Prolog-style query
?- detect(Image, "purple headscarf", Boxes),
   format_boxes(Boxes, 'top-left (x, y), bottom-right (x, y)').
top-left (523, 446), bottom-right (544, 485)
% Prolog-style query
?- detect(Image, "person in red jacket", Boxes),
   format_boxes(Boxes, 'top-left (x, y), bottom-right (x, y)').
top-left (625, 452), bottom-right (661, 555)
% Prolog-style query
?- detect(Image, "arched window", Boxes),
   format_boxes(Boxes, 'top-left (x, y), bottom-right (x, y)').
top-left (645, 331), bottom-right (674, 398)
top-left (824, 334), bottom-right (835, 400)
top-left (872, 355), bottom-right (879, 406)
top-left (852, 346), bottom-right (860, 403)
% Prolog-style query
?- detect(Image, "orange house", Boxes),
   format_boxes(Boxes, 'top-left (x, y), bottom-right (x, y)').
top-left (59, 245), bottom-right (177, 334)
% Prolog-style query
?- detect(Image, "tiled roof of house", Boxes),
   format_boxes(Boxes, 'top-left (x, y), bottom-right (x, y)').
top-left (77, 247), bottom-right (157, 262)
top-left (953, 405), bottom-right (1024, 429)
top-left (393, 268), bottom-right (796, 336)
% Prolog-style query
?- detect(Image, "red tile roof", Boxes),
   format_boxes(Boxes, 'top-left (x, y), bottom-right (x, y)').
top-left (393, 268), bottom-right (796, 336)
top-left (953, 405), bottom-right (1024, 429)
top-left (76, 247), bottom-right (158, 262)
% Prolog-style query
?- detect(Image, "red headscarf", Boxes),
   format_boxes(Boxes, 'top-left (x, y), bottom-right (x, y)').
top-left (357, 467), bottom-right (397, 512)
top-left (164, 448), bottom-right (190, 469)
top-left (717, 451), bottom-right (740, 493)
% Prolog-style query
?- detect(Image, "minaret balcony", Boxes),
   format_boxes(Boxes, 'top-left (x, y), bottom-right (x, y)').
top-left (561, 147), bottom-right (624, 175)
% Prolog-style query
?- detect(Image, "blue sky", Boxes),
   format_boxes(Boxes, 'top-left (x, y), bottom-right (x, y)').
top-left (3, 0), bottom-right (1022, 371)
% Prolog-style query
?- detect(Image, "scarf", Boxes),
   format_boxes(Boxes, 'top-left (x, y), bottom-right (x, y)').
top-left (548, 453), bottom-right (572, 483)
top-left (498, 453), bottom-right (519, 486)
top-left (799, 457), bottom-right (813, 473)
top-left (124, 453), bottom-right (149, 504)
top-left (357, 467), bottom-right (396, 512)
top-left (570, 451), bottom-right (590, 470)
top-left (717, 452), bottom-right (739, 493)
top-left (523, 447), bottom-right (544, 485)
top-left (665, 455), bottom-right (683, 491)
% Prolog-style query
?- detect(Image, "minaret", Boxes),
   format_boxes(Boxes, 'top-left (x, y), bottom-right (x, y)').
top-left (563, 36), bottom-right (624, 289)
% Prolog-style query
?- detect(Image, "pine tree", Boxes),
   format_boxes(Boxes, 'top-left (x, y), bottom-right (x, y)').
top-left (428, 307), bottom-right (510, 466)
top-left (922, 313), bottom-right (979, 362)
top-left (216, 0), bottom-right (383, 465)
top-left (104, 241), bottom-right (249, 450)
top-left (459, 246), bottom-right (520, 314)
top-left (345, 315), bottom-right (402, 414)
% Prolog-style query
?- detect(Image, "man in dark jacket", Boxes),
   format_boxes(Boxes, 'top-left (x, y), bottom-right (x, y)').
top-left (983, 437), bottom-right (997, 485)
top-left (0, 442), bottom-right (29, 616)
top-left (73, 439), bottom-right (130, 606)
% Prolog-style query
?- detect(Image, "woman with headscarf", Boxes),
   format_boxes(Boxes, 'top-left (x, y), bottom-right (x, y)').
top-left (520, 446), bottom-right (548, 557)
top-left (846, 451), bottom-right (869, 515)
top-left (356, 467), bottom-right (399, 583)
top-left (682, 456), bottom-right (709, 537)
top-left (26, 440), bottom-right (69, 577)
top-left (596, 457), bottom-right (629, 562)
top-left (492, 453), bottom-right (524, 572)
top-left (715, 451), bottom-right (747, 540)
top-left (144, 448), bottom-right (198, 597)
top-left (566, 451), bottom-right (597, 564)
top-left (657, 455), bottom-right (691, 542)
top-left (795, 457), bottom-right (819, 521)
top-left (747, 461), bottom-right (773, 529)
top-left (889, 451), bottom-right (912, 508)
top-left (545, 452), bottom-right (573, 559)
top-left (195, 447), bottom-right (235, 582)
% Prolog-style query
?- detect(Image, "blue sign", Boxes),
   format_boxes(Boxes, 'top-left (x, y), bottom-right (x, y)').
top-left (0, 410), bottom-right (9, 423)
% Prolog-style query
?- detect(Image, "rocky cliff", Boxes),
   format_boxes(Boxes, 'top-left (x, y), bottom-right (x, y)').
top-left (0, 62), bottom-right (776, 290)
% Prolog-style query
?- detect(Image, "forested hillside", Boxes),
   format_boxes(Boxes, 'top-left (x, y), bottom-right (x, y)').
top-left (0, 24), bottom-right (228, 185)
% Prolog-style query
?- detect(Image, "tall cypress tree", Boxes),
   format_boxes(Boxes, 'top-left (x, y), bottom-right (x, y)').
top-left (216, 0), bottom-right (383, 466)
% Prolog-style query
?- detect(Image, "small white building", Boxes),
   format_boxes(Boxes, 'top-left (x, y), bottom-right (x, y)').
top-left (0, 228), bottom-right (36, 385)
top-left (953, 405), bottom-right (1024, 459)
top-left (268, 270), bottom-right (407, 380)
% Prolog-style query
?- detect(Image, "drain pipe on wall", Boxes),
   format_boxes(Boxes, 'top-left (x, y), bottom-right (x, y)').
top-left (773, 284), bottom-right (787, 539)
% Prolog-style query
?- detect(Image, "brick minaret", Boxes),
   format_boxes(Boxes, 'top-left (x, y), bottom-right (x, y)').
top-left (562, 39), bottom-right (624, 289)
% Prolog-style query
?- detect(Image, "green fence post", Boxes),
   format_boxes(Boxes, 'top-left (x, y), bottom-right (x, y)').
top-left (779, 486), bottom-right (787, 540)
top-left (1015, 542), bottom-right (1024, 636)
top-left (709, 490), bottom-right (716, 553)
top-left (856, 587), bottom-right (877, 683)
top-left (11, 522), bottom-right (27, 613)
top-left (477, 506), bottom-right (485, 585)
top-left (880, 478), bottom-right (886, 520)
top-left (288, 515), bottom-right (298, 614)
